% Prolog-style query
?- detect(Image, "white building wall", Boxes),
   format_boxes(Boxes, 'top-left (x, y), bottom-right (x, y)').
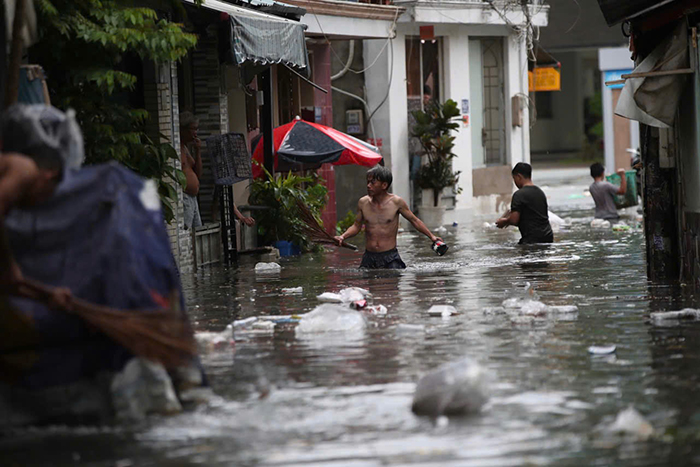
top-left (364, 33), bottom-right (410, 204)
top-left (442, 27), bottom-right (474, 214)
top-left (506, 34), bottom-right (530, 166)
top-left (366, 12), bottom-right (537, 222)
top-left (598, 47), bottom-right (637, 171)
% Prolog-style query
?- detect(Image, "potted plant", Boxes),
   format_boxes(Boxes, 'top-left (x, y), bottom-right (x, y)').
top-left (249, 165), bottom-right (328, 255)
top-left (412, 99), bottom-right (462, 209)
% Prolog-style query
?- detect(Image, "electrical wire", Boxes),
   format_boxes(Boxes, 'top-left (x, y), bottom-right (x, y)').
top-left (308, 5), bottom-right (399, 75)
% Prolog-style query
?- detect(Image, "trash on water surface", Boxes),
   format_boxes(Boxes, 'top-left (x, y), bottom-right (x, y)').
top-left (282, 287), bottom-right (303, 294)
top-left (428, 305), bottom-right (457, 317)
top-left (588, 345), bottom-right (617, 355)
top-left (255, 262), bottom-right (281, 274)
top-left (317, 287), bottom-right (372, 304)
top-left (295, 304), bottom-right (366, 335)
top-left (591, 219), bottom-right (611, 229)
top-left (317, 292), bottom-right (342, 303)
top-left (650, 309), bottom-right (700, 322)
top-left (195, 325), bottom-right (234, 349)
top-left (412, 357), bottom-right (490, 417)
top-left (237, 320), bottom-right (276, 335)
top-left (233, 317), bottom-right (257, 328)
top-left (366, 304), bottom-right (388, 315)
top-left (612, 222), bottom-right (631, 232)
top-left (604, 406), bottom-right (654, 440)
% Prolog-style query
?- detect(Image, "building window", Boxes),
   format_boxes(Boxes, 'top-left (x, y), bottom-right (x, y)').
top-left (535, 92), bottom-right (553, 119)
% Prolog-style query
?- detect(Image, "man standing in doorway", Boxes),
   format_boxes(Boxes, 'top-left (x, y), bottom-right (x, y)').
top-left (495, 162), bottom-right (553, 244)
top-left (180, 111), bottom-right (202, 230)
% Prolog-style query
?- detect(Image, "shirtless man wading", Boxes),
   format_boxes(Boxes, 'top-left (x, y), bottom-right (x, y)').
top-left (334, 166), bottom-right (442, 269)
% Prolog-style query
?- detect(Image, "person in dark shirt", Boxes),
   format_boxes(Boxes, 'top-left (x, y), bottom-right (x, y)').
top-left (495, 162), bottom-right (553, 244)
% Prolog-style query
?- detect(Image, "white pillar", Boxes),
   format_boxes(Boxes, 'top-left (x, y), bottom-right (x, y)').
top-left (364, 33), bottom-right (410, 204)
top-left (443, 28), bottom-right (473, 212)
top-left (506, 34), bottom-right (530, 166)
top-left (602, 76), bottom-right (615, 171)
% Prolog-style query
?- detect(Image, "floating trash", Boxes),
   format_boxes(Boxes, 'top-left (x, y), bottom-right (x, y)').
top-left (591, 219), bottom-right (611, 229)
top-left (604, 406), bottom-right (654, 440)
top-left (588, 345), bottom-right (617, 355)
top-left (412, 357), bottom-right (490, 417)
top-left (281, 287), bottom-right (303, 294)
top-left (295, 304), bottom-right (366, 335)
top-left (427, 305), bottom-right (457, 317)
top-left (650, 309), bottom-right (700, 322)
top-left (255, 262), bottom-right (281, 274)
top-left (366, 304), bottom-right (388, 315)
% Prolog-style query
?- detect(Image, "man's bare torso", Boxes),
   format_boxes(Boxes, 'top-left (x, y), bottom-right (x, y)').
top-left (180, 145), bottom-right (199, 196)
top-left (359, 194), bottom-right (401, 252)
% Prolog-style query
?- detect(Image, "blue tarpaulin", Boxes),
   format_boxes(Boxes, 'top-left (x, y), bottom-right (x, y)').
top-left (1, 163), bottom-right (189, 389)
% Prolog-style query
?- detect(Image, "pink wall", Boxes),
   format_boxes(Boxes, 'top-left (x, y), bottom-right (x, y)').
top-left (309, 43), bottom-right (337, 235)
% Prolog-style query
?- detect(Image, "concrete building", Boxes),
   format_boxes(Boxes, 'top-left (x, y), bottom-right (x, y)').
top-left (594, 0), bottom-right (700, 285)
top-left (530, 0), bottom-right (630, 169)
top-left (358, 0), bottom-right (548, 224)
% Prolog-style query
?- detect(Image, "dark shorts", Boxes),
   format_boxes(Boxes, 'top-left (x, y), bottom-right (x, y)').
top-left (360, 248), bottom-right (406, 269)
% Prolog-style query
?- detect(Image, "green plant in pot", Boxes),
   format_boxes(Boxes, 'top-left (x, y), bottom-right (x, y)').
top-left (249, 165), bottom-right (328, 252)
top-left (412, 99), bottom-right (462, 207)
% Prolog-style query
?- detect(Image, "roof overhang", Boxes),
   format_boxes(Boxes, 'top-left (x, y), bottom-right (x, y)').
top-left (396, 0), bottom-right (548, 27)
top-left (183, 0), bottom-right (303, 25)
top-left (281, 0), bottom-right (405, 39)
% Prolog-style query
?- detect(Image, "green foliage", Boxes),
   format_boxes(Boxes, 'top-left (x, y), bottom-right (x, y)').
top-left (336, 210), bottom-right (356, 235)
top-left (411, 99), bottom-right (462, 206)
top-left (30, 0), bottom-right (199, 222)
top-left (249, 166), bottom-right (328, 252)
top-left (121, 135), bottom-right (187, 222)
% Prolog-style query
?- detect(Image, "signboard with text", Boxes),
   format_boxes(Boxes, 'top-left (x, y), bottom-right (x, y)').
top-left (528, 67), bottom-right (561, 92)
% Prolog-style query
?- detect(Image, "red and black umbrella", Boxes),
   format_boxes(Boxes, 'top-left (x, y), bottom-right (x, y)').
top-left (252, 117), bottom-right (382, 178)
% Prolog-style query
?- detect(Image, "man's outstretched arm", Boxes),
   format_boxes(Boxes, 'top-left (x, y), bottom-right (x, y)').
top-left (398, 198), bottom-right (441, 243)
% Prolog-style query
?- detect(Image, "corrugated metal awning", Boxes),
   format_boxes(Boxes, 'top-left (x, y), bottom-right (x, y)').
top-left (183, 0), bottom-right (309, 82)
top-left (230, 13), bottom-right (309, 78)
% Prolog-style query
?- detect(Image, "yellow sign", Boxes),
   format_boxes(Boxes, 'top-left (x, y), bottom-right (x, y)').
top-left (528, 67), bottom-right (561, 92)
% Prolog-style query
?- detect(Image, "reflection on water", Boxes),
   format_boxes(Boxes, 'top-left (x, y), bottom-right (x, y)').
top-left (6, 176), bottom-right (700, 466)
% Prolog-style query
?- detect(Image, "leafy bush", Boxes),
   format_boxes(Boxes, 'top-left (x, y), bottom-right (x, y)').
top-left (30, 0), bottom-right (199, 221)
top-left (412, 99), bottom-right (462, 206)
top-left (249, 166), bottom-right (328, 252)
top-left (336, 210), bottom-right (357, 235)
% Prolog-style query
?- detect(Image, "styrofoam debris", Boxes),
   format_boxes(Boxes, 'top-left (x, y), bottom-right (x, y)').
top-left (282, 287), bottom-right (303, 294)
top-left (651, 309), bottom-right (700, 322)
top-left (588, 345), bottom-right (617, 355)
top-left (428, 305), bottom-right (457, 317)
top-left (255, 262), bottom-right (281, 274)
top-left (318, 287), bottom-right (372, 304)
top-left (591, 219), bottom-right (611, 229)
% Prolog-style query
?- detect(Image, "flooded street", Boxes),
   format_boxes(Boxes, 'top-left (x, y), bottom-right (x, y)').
top-left (5, 167), bottom-right (700, 466)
